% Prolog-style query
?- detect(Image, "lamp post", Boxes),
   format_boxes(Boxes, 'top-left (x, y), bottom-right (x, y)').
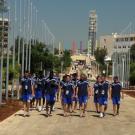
top-left (122, 55), bottom-right (125, 87)
top-left (11, 0), bottom-right (17, 98)
top-left (0, 0), bottom-right (8, 104)
top-left (5, 5), bottom-right (10, 100)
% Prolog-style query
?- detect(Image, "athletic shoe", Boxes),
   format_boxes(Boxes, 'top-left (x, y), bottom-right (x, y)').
top-left (82, 113), bottom-right (86, 117)
top-left (99, 113), bottom-right (103, 118)
top-left (103, 112), bottom-right (106, 117)
top-left (52, 106), bottom-right (55, 111)
top-left (38, 106), bottom-right (42, 112)
top-left (23, 111), bottom-right (26, 117)
top-left (80, 113), bottom-right (83, 117)
top-left (26, 112), bottom-right (30, 117)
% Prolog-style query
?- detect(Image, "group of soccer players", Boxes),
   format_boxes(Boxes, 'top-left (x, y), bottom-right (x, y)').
top-left (20, 70), bottom-right (123, 118)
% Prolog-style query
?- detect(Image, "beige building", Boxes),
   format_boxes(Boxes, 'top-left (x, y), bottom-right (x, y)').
top-left (0, 18), bottom-right (9, 49)
top-left (114, 33), bottom-right (135, 52)
top-left (99, 35), bottom-right (114, 57)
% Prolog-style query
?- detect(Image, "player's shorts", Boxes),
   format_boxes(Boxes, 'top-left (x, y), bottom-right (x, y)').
top-left (63, 96), bottom-right (72, 104)
top-left (35, 89), bottom-right (42, 99)
top-left (78, 96), bottom-right (88, 104)
top-left (112, 97), bottom-right (120, 105)
top-left (72, 97), bottom-right (78, 102)
top-left (22, 94), bottom-right (32, 102)
top-left (94, 96), bottom-right (99, 104)
top-left (46, 94), bottom-right (56, 102)
top-left (98, 97), bottom-right (108, 105)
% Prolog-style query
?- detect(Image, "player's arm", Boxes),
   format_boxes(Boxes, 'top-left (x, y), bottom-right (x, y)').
top-left (108, 84), bottom-right (111, 99)
top-left (72, 86), bottom-right (75, 98)
top-left (88, 85), bottom-right (91, 97)
top-left (76, 87), bottom-right (78, 98)
top-left (109, 86), bottom-right (112, 99)
top-left (31, 81), bottom-right (35, 96)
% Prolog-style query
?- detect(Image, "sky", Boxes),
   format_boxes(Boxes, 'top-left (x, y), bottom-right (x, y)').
top-left (15, 0), bottom-right (135, 49)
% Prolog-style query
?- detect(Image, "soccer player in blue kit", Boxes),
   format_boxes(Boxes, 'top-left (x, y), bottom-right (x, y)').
top-left (34, 72), bottom-right (44, 112)
top-left (71, 73), bottom-right (79, 111)
top-left (60, 75), bottom-right (67, 109)
top-left (110, 76), bottom-right (124, 116)
top-left (77, 74), bottom-right (91, 117)
top-left (93, 76), bottom-right (102, 114)
top-left (45, 71), bottom-right (59, 116)
top-left (21, 71), bottom-right (34, 117)
top-left (62, 75), bottom-right (75, 117)
top-left (98, 75), bottom-right (110, 118)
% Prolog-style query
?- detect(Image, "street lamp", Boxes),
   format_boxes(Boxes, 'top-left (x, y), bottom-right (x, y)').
top-left (0, 0), bottom-right (8, 104)
top-left (5, 5), bottom-right (10, 100)
top-left (104, 56), bottom-right (111, 77)
top-left (122, 55), bottom-right (125, 87)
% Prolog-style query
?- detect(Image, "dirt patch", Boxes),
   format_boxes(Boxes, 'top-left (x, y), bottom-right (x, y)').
top-left (0, 99), bottom-right (23, 122)
top-left (124, 91), bottom-right (135, 98)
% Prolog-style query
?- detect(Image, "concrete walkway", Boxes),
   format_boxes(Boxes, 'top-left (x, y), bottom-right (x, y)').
top-left (0, 95), bottom-right (135, 135)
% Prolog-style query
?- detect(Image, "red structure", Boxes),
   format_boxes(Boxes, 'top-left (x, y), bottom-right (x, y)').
top-left (80, 41), bottom-right (83, 54)
top-left (71, 40), bottom-right (77, 55)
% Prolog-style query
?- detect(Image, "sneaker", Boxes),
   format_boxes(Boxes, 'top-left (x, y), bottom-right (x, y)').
top-left (103, 112), bottom-right (106, 117)
top-left (23, 111), bottom-right (26, 117)
top-left (26, 112), bottom-right (30, 117)
top-left (82, 113), bottom-right (86, 117)
top-left (52, 106), bottom-right (55, 111)
top-left (38, 106), bottom-right (42, 112)
top-left (80, 113), bottom-right (83, 117)
top-left (99, 113), bottom-right (103, 118)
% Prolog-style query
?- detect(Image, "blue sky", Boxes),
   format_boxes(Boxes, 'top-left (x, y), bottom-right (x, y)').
top-left (16, 0), bottom-right (135, 49)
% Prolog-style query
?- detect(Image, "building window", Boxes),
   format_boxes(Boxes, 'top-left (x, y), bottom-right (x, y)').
top-left (130, 37), bottom-right (134, 41)
top-left (125, 38), bottom-right (127, 41)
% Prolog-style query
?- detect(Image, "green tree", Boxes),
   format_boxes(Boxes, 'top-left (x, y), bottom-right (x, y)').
top-left (62, 50), bottom-right (72, 70)
top-left (94, 47), bottom-right (107, 65)
top-left (130, 44), bottom-right (135, 85)
top-left (130, 44), bottom-right (135, 62)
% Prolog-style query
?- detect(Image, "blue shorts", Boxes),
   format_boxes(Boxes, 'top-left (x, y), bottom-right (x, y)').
top-left (78, 96), bottom-right (88, 104)
top-left (112, 97), bottom-right (120, 105)
top-left (98, 97), bottom-right (108, 105)
top-left (46, 94), bottom-right (56, 102)
top-left (94, 96), bottom-right (99, 104)
top-left (35, 90), bottom-right (42, 99)
top-left (22, 94), bottom-right (32, 102)
top-left (63, 97), bottom-right (72, 104)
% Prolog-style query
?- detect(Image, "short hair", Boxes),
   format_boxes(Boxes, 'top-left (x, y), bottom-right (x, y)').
top-left (113, 76), bottom-right (118, 80)
top-left (80, 73), bottom-right (87, 80)
top-left (96, 75), bottom-right (101, 80)
top-left (25, 70), bottom-right (29, 73)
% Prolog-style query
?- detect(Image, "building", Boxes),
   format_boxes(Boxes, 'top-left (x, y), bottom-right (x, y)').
top-left (112, 33), bottom-right (135, 88)
top-left (88, 10), bottom-right (97, 56)
top-left (99, 35), bottom-right (114, 57)
top-left (114, 33), bottom-right (135, 51)
top-left (0, 18), bottom-right (9, 52)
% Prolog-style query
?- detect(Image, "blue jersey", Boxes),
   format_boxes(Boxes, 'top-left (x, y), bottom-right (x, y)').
top-left (93, 82), bottom-right (102, 97)
top-left (35, 77), bottom-right (44, 90)
top-left (62, 81), bottom-right (74, 97)
top-left (21, 77), bottom-right (32, 95)
top-left (71, 79), bottom-right (79, 88)
top-left (101, 81), bottom-right (110, 98)
top-left (45, 77), bottom-right (59, 95)
top-left (77, 80), bottom-right (89, 97)
top-left (111, 82), bottom-right (122, 98)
